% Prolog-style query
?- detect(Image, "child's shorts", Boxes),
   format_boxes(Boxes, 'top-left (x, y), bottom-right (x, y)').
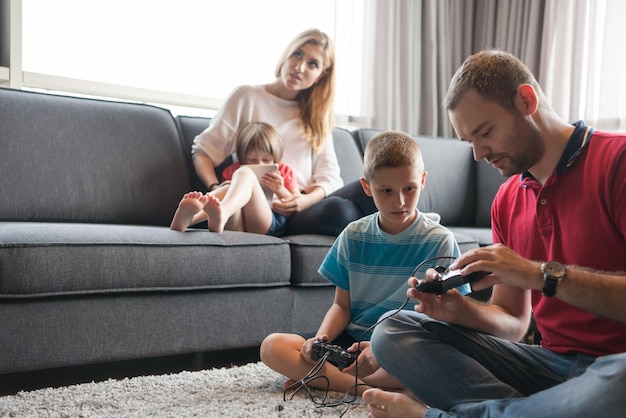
top-left (267, 211), bottom-right (287, 237)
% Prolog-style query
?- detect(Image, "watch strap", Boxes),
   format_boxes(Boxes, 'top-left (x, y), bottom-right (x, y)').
top-left (542, 276), bottom-right (559, 297)
top-left (541, 261), bottom-right (566, 297)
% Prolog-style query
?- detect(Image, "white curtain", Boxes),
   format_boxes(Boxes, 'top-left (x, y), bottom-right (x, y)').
top-left (361, 0), bottom-right (449, 136)
top-left (359, 0), bottom-right (624, 137)
top-left (540, 0), bottom-right (626, 131)
top-left (361, 0), bottom-right (544, 137)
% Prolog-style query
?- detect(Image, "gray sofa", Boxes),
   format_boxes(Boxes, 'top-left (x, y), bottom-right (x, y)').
top-left (0, 88), bottom-right (505, 380)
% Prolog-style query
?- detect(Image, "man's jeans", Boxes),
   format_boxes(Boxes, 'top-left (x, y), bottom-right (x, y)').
top-left (371, 310), bottom-right (626, 417)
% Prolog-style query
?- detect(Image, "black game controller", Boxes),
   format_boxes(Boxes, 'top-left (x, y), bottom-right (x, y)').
top-left (310, 340), bottom-right (359, 371)
top-left (415, 267), bottom-right (489, 295)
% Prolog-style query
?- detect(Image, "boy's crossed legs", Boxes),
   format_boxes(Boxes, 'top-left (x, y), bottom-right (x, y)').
top-left (260, 332), bottom-right (406, 397)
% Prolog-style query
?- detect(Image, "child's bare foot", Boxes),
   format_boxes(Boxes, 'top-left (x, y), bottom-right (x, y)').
top-left (203, 194), bottom-right (227, 233)
top-left (283, 379), bottom-right (297, 390)
top-left (170, 192), bottom-right (208, 231)
top-left (362, 388), bottom-right (428, 418)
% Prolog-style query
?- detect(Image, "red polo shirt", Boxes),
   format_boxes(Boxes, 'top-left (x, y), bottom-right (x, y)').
top-left (492, 121), bottom-right (626, 356)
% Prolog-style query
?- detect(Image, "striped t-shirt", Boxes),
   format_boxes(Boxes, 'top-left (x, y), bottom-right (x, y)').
top-left (318, 211), bottom-right (465, 340)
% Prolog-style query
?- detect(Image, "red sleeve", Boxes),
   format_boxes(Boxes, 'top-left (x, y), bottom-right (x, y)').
top-left (278, 162), bottom-right (299, 192)
top-left (220, 162), bottom-right (240, 182)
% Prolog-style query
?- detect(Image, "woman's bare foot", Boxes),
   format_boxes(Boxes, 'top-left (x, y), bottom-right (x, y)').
top-left (170, 192), bottom-right (208, 231)
top-left (362, 388), bottom-right (428, 418)
top-left (203, 194), bottom-right (227, 233)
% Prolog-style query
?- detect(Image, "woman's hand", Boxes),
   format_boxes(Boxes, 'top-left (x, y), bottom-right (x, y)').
top-left (272, 186), bottom-right (324, 215)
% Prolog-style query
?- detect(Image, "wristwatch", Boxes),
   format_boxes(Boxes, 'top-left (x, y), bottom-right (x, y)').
top-left (541, 261), bottom-right (566, 297)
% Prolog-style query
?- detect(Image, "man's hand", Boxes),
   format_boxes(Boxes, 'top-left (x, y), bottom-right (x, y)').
top-left (408, 274), bottom-right (470, 323)
top-left (450, 244), bottom-right (540, 291)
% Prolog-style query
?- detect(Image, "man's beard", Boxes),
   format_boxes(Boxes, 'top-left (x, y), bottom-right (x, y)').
top-left (488, 116), bottom-right (544, 177)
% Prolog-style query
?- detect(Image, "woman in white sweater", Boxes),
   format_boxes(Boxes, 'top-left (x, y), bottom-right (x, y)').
top-left (191, 28), bottom-right (375, 235)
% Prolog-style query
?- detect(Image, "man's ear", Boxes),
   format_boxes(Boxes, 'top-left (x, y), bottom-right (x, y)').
top-left (359, 177), bottom-right (373, 196)
top-left (515, 84), bottom-right (539, 116)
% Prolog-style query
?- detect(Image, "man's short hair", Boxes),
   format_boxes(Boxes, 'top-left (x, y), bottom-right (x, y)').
top-left (443, 49), bottom-right (547, 114)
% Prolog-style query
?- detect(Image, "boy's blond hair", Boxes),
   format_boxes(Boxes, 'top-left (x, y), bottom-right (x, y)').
top-left (363, 131), bottom-right (424, 180)
top-left (236, 122), bottom-right (283, 163)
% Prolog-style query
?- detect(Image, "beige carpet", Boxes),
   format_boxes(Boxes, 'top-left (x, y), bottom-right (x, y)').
top-left (0, 362), bottom-right (367, 417)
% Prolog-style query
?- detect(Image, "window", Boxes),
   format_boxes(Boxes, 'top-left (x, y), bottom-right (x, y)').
top-left (8, 1), bottom-right (624, 132)
top-left (19, 0), bottom-right (364, 119)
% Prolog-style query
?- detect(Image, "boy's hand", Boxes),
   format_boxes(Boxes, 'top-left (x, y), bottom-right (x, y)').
top-left (301, 335), bottom-right (327, 364)
top-left (342, 341), bottom-right (380, 378)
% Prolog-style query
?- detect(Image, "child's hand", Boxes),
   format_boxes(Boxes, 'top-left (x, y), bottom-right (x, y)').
top-left (261, 171), bottom-right (284, 193)
top-left (301, 335), bottom-right (328, 364)
top-left (300, 337), bottom-right (317, 363)
top-left (342, 342), bottom-right (380, 378)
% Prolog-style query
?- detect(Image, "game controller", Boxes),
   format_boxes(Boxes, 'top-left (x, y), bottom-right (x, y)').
top-left (310, 340), bottom-right (359, 371)
top-left (414, 267), bottom-right (489, 295)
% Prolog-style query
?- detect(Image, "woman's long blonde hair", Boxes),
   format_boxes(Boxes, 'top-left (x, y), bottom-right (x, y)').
top-left (275, 29), bottom-right (336, 152)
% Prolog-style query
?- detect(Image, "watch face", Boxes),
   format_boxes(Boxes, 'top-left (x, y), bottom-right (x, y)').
top-left (545, 261), bottom-right (566, 279)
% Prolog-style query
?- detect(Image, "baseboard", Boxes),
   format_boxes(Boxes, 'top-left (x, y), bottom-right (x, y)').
top-left (0, 346), bottom-right (261, 396)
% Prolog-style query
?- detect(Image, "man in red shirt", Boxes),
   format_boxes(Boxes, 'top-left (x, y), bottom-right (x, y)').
top-left (358, 50), bottom-right (626, 417)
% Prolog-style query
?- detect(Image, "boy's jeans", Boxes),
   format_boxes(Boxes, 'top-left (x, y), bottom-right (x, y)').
top-left (371, 310), bottom-right (626, 417)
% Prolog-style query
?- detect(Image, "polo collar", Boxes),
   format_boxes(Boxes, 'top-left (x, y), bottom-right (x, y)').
top-left (521, 120), bottom-right (594, 181)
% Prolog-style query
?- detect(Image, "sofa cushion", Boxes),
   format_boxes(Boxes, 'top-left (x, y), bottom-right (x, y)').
top-left (475, 160), bottom-right (507, 228)
top-left (0, 222), bottom-right (291, 298)
top-left (332, 127), bottom-right (364, 184)
top-left (175, 115), bottom-right (211, 159)
top-left (452, 231), bottom-right (481, 254)
top-left (175, 115), bottom-right (213, 192)
top-left (0, 89), bottom-right (190, 227)
top-left (283, 234), bottom-right (337, 287)
top-left (450, 227), bottom-right (494, 248)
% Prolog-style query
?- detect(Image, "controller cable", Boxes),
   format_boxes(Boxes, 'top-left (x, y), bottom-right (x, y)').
top-left (282, 255), bottom-right (457, 416)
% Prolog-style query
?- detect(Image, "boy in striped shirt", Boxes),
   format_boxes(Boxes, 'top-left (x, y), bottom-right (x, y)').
top-left (260, 130), bottom-right (469, 395)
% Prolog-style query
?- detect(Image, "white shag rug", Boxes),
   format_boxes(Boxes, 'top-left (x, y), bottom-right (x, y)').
top-left (0, 362), bottom-right (367, 417)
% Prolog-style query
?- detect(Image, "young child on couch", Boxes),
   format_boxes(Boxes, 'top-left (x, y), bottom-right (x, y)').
top-left (170, 121), bottom-right (299, 236)
top-left (260, 130), bottom-right (470, 395)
